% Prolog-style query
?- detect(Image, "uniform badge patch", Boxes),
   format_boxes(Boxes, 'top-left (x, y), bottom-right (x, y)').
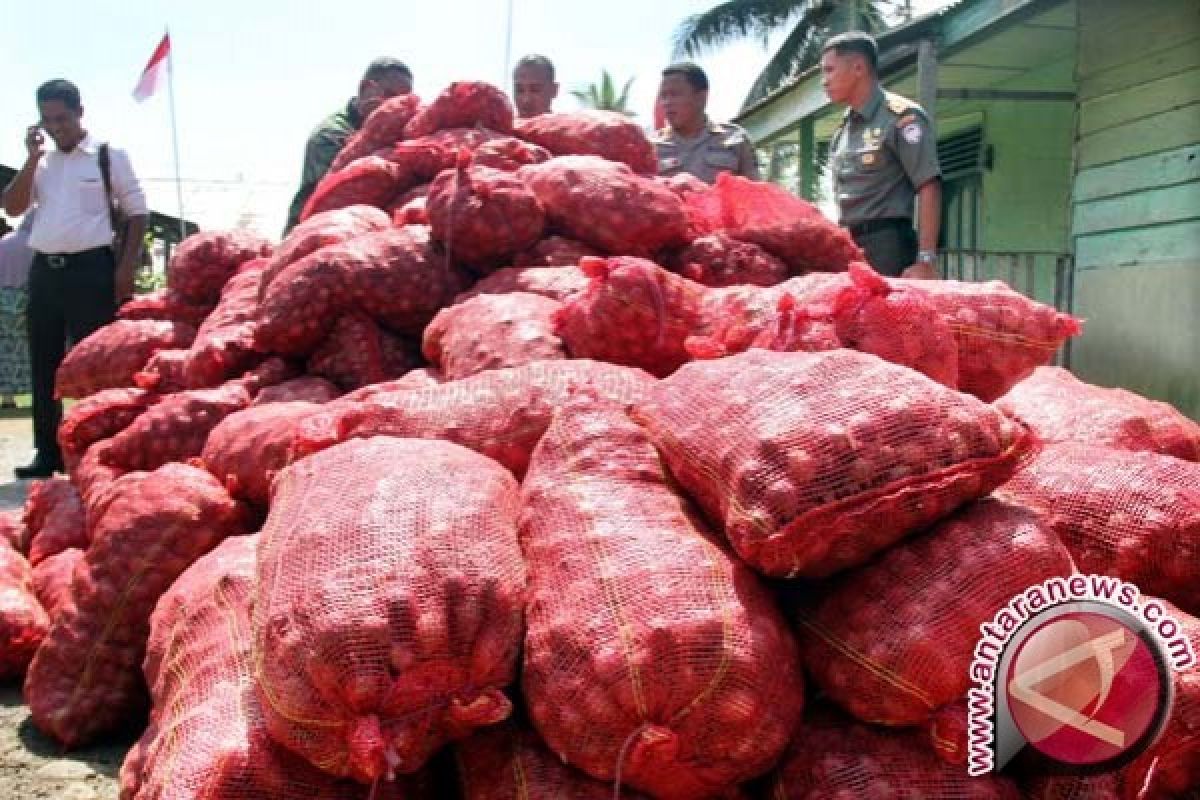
top-left (901, 122), bottom-right (922, 144)
top-left (861, 152), bottom-right (876, 165)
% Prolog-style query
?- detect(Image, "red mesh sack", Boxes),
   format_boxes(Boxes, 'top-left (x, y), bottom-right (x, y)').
top-left (391, 195), bottom-right (428, 226)
top-left (1022, 774), bottom-right (1123, 800)
top-left (254, 376), bottom-right (341, 406)
top-left (343, 225), bottom-right (470, 336)
top-left (0, 508), bottom-right (23, 552)
top-left (102, 382), bottom-right (252, 472)
top-left (24, 478), bottom-right (86, 566)
top-left (555, 256), bottom-right (707, 377)
top-left (202, 401), bottom-right (321, 507)
top-left (828, 261), bottom-right (960, 388)
top-left (255, 244), bottom-right (354, 356)
top-left (686, 174), bottom-right (864, 273)
top-left (307, 312), bottom-right (422, 391)
top-left (122, 534), bottom-right (430, 800)
top-left (457, 263), bottom-right (589, 303)
top-left (71, 440), bottom-right (127, 515)
top-left (428, 162), bottom-right (546, 270)
top-left (996, 442), bottom-right (1200, 614)
top-left (263, 205), bottom-right (392, 296)
top-left (423, 292), bottom-right (564, 380)
top-left (0, 545), bottom-right (49, 679)
top-left (403, 81), bottom-right (514, 138)
top-left (391, 182), bottom-right (431, 209)
top-left (512, 235), bottom-right (601, 268)
top-left (301, 155), bottom-right (407, 221)
top-left (1122, 601), bottom-right (1200, 800)
top-left (521, 395), bottom-right (804, 798)
top-left (793, 499), bottom-right (1073, 727)
top-left (457, 721), bottom-right (652, 800)
top-left (31, 547), bottom-right (83, 621)
top-left (766, 712), bottom-right (1021, 799)
top-left (657, 172), bottom-right (709, 200)
top-left (330, 93), bottom-right (423, 172)
top-left (676, 232), bottom-right (789, 288)
top-left (996, 366), bottom-right (1200, 461)
top-left (133, 347), bottom-right (190, 393)
top-left (55, 319), bottom-right (197, 398)
top-left (253, 437), bottom-right (526, 782)
top-left (393, 128), bottom-right (506, 176)
top-left (236, 356), bottom-right (300, 397)
top-left (518, 156), bottom-right (690, 257)
top-left (180, 265), bottom-right (265, 388)
top-left (470, 136), bottom-right (551, 171)
top-left (24, 463), bottom-right (249, 748)
top-left (896, 278), bottom-right (1082, 401)
top-left (118, 289), bottom-right (214, 328)
top-left (166, 229), bottom-right (274, 304)
top-left (294, 359), bottom-right (656, 477)
top-left (57, 387), bottom-right (158, 471)
top-left (514, 111), bottom-right (658, 174)
top-left (632, 348), bottom-right (1032, 578)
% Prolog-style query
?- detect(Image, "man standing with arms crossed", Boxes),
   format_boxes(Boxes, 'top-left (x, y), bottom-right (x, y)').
top-left (822, 32), bottom-right (941, 279)
top-left (2, 79), bottom-right (148, 477)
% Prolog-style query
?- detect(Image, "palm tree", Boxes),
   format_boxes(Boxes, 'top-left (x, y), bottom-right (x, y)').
top-left (673, 0), bottom-right (891, 110)
top-left (571, 70), bottom-right (636, 115)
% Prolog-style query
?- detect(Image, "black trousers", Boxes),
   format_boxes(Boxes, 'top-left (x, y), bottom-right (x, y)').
top-left (28, 248), bottom-right (117, 463)
top-left (850, 220), bottom-right (918, 278)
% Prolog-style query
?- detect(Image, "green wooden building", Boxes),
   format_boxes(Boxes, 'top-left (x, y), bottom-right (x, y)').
top-left (737, 0), bottom-right (1200, 418)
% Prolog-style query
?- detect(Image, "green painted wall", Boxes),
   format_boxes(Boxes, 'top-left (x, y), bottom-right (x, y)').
top-left (1071, 0), bottom-right (1200, 419)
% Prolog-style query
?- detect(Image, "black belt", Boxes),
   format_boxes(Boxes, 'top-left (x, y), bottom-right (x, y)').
top-left (35, 246), bottom-right (113, 269)
top-left (846, 217), bottom-right (912, 236)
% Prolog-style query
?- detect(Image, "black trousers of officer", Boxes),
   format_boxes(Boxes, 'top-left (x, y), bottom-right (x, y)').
top-left (850, 219), bottom-right (918, 278)
top-left (28, 248), bottom-right (117, 465)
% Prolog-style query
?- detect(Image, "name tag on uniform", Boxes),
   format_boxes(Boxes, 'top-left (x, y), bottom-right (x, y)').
top-left (660, 157), bottom-right (681, 170)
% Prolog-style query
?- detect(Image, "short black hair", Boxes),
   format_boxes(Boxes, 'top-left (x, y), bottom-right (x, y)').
top-left (514, 54), bottom-right (555, 81)
top-left (662, 62), bottom-right (709, 92)
top-left (36, 79), bottom-right (82, 111)
top-left (823, 31), bottom-right (879, 73)
top-left (363, 58), bottom-right (413, 84)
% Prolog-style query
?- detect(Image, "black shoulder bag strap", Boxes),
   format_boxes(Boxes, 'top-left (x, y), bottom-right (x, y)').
top-left (97, 143), bottom-right (126, 258)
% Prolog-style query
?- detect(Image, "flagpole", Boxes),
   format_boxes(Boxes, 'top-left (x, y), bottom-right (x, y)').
top-left (165, 28), bottom-right (186, 240)
top-left (503, 0), bottom-right (514, 83)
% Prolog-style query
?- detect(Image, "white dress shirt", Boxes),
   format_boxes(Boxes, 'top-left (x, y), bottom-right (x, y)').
top-left (27, 134), bottom-right (148, 255)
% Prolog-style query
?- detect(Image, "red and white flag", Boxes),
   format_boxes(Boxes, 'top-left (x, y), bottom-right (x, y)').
top-left (132, 33), bottom-right (171, 102)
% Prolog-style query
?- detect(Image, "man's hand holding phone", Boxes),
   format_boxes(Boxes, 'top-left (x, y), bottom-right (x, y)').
top-left (25, 125), bottom-right (46, 161)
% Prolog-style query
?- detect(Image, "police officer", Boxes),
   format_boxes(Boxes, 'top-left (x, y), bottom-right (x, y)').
top-left (823, 32), bottom-right (941, 279)
top-left (654, 62), bottom-right (760, 184)
top-left (284, 58), bottom-right (414, 235)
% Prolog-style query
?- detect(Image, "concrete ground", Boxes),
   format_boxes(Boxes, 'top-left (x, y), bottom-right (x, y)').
top-left (0, 413), bottom-right (127, 800)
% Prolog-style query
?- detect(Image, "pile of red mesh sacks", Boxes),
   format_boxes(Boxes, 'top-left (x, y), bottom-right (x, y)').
top-left (9, 76), bottom-right (1195, 800)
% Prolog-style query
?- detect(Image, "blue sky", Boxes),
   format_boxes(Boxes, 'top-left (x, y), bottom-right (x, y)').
top-left (2, 0), bottom-right (946, 237)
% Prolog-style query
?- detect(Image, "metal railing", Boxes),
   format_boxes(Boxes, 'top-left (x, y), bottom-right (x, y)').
top-left (938, 249), bottom-right (1076, 366)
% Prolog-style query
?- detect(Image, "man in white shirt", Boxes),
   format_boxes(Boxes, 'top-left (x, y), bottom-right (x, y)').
top-left (1, 79), bottom-right (148, 478)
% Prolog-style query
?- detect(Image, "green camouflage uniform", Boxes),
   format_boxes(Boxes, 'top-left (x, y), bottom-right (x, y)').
top-left (283, 98), bottom-right (364, 235)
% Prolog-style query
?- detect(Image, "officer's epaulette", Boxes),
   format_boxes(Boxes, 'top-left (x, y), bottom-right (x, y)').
top-left (884, 91), bottom-right (918, 116)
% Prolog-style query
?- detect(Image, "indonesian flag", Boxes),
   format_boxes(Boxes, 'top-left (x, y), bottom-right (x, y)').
top-left (133, 34), bottom-right (171, 102)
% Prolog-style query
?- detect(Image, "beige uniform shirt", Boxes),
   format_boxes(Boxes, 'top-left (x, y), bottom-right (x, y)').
top-left (654, 119), bottom-right (760, 184)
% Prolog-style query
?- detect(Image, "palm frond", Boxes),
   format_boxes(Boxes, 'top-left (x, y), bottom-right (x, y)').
top-left (672, 0), bottom-right (815, 59)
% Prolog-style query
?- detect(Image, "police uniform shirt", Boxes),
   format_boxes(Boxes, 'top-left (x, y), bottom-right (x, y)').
top-left (831, 87), bottom-right (940, 226)
top-left (27, 134), bottom-right (147, 255)
top-left (654, 119), bottom-right (761, 184)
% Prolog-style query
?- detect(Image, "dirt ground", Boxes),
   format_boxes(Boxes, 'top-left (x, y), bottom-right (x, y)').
top-left (0, 414), bottom-right (128, 800)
